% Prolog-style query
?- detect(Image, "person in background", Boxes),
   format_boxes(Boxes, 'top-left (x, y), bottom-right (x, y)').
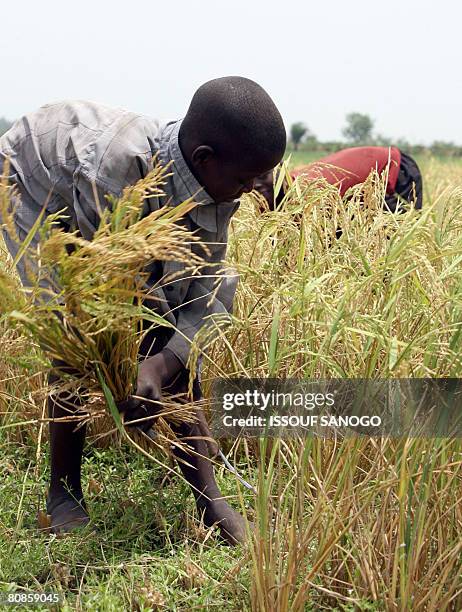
top-left (254, 146), bottom-right (423, 212)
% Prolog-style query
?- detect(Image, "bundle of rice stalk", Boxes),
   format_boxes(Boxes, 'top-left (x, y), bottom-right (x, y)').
top-left (0, 161), bottom-right (208, 456)
top-left (0, 236), bottom-right (47, 445)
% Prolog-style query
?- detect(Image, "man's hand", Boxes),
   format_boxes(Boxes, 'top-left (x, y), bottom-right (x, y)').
top-left (118, 348), bottom-right (183, 431)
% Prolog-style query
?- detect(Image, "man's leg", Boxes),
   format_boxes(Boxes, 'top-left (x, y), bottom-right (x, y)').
top-left (140, 326), bottom-right (248, 545)
top-left (46, 371), bottom-right (90, 533)
top-left (168, 374), bottom-right (248, 545)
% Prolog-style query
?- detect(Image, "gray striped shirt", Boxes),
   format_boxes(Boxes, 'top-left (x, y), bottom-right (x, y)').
top-left (0, 100), bottom-right (239, 365)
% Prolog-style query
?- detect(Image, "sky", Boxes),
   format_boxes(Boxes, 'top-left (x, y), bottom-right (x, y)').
top-left (1, 0), bottom-right (461, 145)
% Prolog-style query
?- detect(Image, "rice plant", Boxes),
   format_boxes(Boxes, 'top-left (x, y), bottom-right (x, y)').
top-left (201, 161), bottom-right (462, 610)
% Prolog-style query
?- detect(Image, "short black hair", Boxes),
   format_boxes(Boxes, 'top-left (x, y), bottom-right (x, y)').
top-left (181, 76), bottom-right (286, 168)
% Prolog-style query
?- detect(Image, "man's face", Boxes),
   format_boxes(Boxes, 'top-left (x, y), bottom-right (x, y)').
top-left (190, 147), bottom-right (279, 203)
top-left (202, 158), bottom-right (278, 202)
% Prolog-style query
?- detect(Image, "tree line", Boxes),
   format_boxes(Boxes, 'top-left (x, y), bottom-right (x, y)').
top-left (290, 113), bottom-right (462, 158)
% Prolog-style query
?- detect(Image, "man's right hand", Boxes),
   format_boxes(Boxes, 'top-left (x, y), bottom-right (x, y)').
top-left (118, 349), bottom-right (183, 431)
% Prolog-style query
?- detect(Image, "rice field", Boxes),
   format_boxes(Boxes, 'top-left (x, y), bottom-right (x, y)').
top-left (1, 155), bottom-right (462, 611)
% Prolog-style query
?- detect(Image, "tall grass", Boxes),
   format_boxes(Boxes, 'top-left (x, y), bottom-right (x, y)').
top-left (202, 163), bottom-right (462, 609)
top-left (0, 236), bottom-right (45, 446)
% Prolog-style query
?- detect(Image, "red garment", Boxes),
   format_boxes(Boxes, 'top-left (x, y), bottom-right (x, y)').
top-left (291, 146), bottom-right (401, 196)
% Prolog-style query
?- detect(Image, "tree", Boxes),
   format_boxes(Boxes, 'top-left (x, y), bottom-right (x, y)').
top-left (430, 141), bottom-right (462, 157)
top-left (290, 122), bottom-right (308, 150)
top-left (342, 113), bottom-right (374, 144)
top-left (374, 133), bottom-right (392, 147)
top-left (0, 117), bottom-right (12, 137)
top-left (395, 138), bottom-right (412, 153)
top-left (304, 128), bottom-right (318, 149)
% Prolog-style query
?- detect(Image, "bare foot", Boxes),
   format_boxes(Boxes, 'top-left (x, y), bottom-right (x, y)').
top-left (46, 491), bottom-right (90, 534)
top-left (201, 499), bottom-right (250, 545)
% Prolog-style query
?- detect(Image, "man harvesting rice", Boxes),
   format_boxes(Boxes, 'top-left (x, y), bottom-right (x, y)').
top-left (255, 145), bottom-right (423, 211)
top-left (0, 76), bottom-right (286, 544)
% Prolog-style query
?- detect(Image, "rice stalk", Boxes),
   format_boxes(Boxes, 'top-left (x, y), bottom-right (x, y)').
top-left (0, 162), bottom-right (208, 452)
top-left (199, 159), bottom-right (462, 610)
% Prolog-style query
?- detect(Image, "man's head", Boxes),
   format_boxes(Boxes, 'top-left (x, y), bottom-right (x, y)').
top-left (179, 76), bottom-right (286, 202)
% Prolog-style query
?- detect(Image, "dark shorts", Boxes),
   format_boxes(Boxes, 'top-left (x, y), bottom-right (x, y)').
top-left (385, 151), bottom-right (423, 212)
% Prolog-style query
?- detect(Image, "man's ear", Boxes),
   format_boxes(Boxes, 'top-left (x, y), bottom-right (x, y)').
top-left (190, 145), bottom-right (215, 167)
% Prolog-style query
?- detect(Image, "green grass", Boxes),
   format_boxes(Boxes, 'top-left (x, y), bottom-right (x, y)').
top-left (0, 437), bottom-right (254, 611)
top-left (284, 149), bottom-right (332, 166)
